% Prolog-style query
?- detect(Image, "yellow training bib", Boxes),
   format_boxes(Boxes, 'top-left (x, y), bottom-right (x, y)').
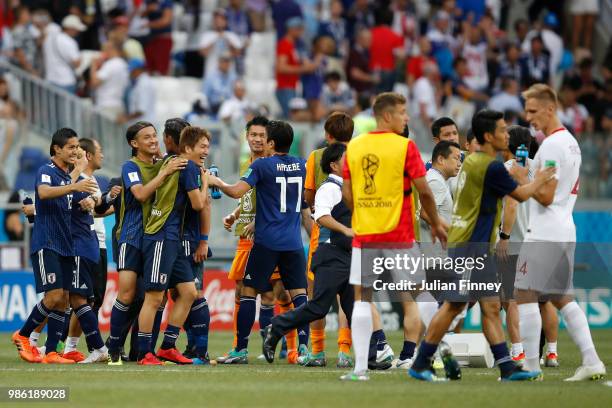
top-left (347, 132), bottom-right (409, 235)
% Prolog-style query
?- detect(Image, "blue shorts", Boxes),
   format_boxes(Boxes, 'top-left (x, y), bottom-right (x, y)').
top-left (243, 243), bottom-right (307, 292)
top-left (143, 239), bottom-right (194, 292)
top-left (184, 241), bottom-right (204, 291)
top-left (70, 256), bottom-right (96, 299)
top-left (31, 249), bottom-right (74, 294)
top-left (117, 242), bottom-right (143, 274)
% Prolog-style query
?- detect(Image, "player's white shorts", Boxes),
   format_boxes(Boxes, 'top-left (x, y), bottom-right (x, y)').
top-left (349, 245), bottom-right (425, 288)
top-left (514, 240), bottom-right (576, 295)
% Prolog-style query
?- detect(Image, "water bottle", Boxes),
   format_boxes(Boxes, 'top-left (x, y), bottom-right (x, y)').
top-left (19, 189), bottom-right (35, 224)
top-left (208, 164), bottom-right (222, 200)
top-left (515, 144), bottom-right (529, 167)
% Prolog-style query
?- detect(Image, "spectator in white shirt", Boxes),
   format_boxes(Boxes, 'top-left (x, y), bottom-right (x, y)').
top-left (199, 8), bottom-right (243, 78)
top-left (43, 15), bottom-right (85, 93)
top-left (90, 41), bottom-right (129, 120)
top-left (411, 61), bottom-right (440, 131)
top-left (119, 59), bottom-right (157, 125)
top-left (489, 77), bottom-right (523, 115)
top-left (218, 80), bottom-right (254, 123)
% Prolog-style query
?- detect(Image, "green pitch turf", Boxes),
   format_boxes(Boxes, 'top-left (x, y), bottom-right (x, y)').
top-left (1, 330), bottom-right (611, 408)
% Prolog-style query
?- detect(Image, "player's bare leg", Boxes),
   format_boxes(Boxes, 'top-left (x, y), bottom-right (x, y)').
top-left (272, 280), bottom-right (298, 363)
top-left (502, 300), bottom-right (523, 363)
top-left (540, 301), bottom-right (559, 367)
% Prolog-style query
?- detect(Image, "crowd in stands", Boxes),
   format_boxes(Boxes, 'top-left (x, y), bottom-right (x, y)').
top-left (0, 0), bottom-right (610, 197)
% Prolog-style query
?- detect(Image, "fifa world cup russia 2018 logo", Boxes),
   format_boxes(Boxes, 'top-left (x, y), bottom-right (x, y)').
top-left (362, 154), bottom-right (380, 194)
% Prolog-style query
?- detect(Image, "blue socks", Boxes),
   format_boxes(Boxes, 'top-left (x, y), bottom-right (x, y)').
top-left (292, 294), bottom-right (309, 347)
top-left (137, 332), bottom-right (152, 359)
top-left (400, 340), bottom-right (417, 361)
top-left (150, 305), bottom-right (165, 351)
top-left (161, 324), bottom-right (180, 350)
top-left (259, 303), bottom-right (274, 338)
top-left (45, 310), bottom-right (65, 353)
top-left (412, 341), bottom-right (439, 370)
top-left (373, 329), bottom-right (388, 351)
top-left (490, 342), bottom-right (515, 376)
top-left (189, 298), bottom-right (210, 358)
top-left (236, 296), bottom-right (256, 351)
top-left (75, 304), bottom-right (104, 350)
top-left (61, 308), bottom-right (71, 342)
top-left (108, 299), bottom-right (131, 352)
top-left (19, 301), bottom-right (50, 337)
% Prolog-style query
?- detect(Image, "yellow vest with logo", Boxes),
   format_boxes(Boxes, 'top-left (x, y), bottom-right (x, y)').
top-left (347, 132), bottom-right (409, 235)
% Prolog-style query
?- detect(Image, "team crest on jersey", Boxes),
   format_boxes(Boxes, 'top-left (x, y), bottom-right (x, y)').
top-left (41, 174), bottom-right (51, 183)
top-left (47, 273), bottom-right (56, 284)
top-left (128, 172), bottom-right (140, 182)
top-left (160, 274), bottom-right (167, 285)
top-left (242, 190), bottom-right (253, 212)
top-left (361, 154), bottom-right (379, 194)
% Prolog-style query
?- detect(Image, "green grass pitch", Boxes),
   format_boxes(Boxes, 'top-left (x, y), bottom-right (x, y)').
top-left (1, 330), bottom-right (611, 407)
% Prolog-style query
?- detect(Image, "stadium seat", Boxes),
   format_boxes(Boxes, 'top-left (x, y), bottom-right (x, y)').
top-left (13, 147), bottom-right (47, 192)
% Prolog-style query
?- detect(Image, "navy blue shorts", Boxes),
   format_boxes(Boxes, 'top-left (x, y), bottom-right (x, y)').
top-left (117, 242), bottom-right (143, 274)
top-left (143, 239), bottom-right (194, 292)
top-left (243, 243), bottom-right (307, 292)
top-left (184, 241), bottom-right (207, 290)
top-left (70, 256), bottom-right (96, 299)
top-left (31, 249), bottom-right (74, 294)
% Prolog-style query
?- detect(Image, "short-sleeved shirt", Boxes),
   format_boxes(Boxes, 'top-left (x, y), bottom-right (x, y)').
top-left (31, 161), bottom-right (74, 257)
top-left (369, 25), bottom-right (404, 71)
top-left (469, 161), bottom-right (518, 243)
top-left (276, 37), bottom-right (300, 90)
top-left (146, 160), bottom-right (201, 241)
top-left (241, 154), bottom-right (306, 251)
top-left (95, 57), bottom-right (129, 109)
top-left (119, 160), bottom-right (145, 248)
top-left (182, 161), bottom-right (203, 243)
top-left (147, 0), bottom-right (173, 36)
top-left (43, 31), bottom-right (79, 86)
top-left (71, 187), bottom-right (100, 263)
top-left (342, 135), bottom-right (426, 246)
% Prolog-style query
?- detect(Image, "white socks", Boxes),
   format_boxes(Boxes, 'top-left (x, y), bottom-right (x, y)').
top-left (560, 302), bottom-right (600, 366)
top-left (416, 292), bottom-right (438, 329)
top-left (29, 331), bottom-right (40, 347)
top-left (511, 342), bottom-right (524, 357)
top-left (351, 301), bottom-right (373, 373)
top-left (518, 303), bottom-right (541, 371)
top-left (546, 342), bottom-right (557, 355)
top-left (63, 336), bottom-right (80, 354)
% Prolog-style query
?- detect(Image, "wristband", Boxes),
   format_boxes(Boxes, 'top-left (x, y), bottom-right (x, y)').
top-left (200, 235), bottom-right (209, 242)
top-left (499, 231), bottom-right (510, 240)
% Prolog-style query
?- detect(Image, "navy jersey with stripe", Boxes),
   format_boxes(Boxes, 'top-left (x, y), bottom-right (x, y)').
top-left (71, 184), bottom-right (100, 263)
top-left (146, 160), bottom-right (201, 241)
top-left (31, 161), bottom-right (74, 257)
top-left (469, 160), bottom-right (518, 243)
top-left (119, 160), bottom-right (145, 248)
top-left (241, 154), bottom-right (306, 251)
top-left (182, 161), bottom-right (203, 244)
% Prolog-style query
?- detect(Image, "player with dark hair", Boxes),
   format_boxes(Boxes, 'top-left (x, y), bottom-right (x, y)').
top-left (263, 143), bottom-right (355, 365)
top-left (218, 116), bottom-right (295, 364)
top-left (409, 109), bottom-right (554, 382)
top-left (431, 117), bottom-right (460, 145)
top-left (303, 111), bottom-right (354, 368)
top-left (107, 122), bottom-right (186, 365)
top-left (163, 118), bottom-right (191, 154)
top-left (12, 128), bottom-right (98, 364)
top-left (208, 120), bottom-right (309, 364)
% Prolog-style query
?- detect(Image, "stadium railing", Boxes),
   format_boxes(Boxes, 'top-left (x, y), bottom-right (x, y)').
top-left (0, 61), bottom-right (130, 173)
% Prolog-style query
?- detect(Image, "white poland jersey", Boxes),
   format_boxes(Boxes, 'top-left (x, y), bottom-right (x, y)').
top-left (526, 127), bottom-right (581, 243)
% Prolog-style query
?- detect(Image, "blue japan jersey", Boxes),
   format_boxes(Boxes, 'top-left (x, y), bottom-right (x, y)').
top-left (119, 160), bottom-right (145, 248)
top-left (241, 154), bottom-right (306, 251)
top-left (182, 161), bottom-right (203, 244)
top-left (31, 161), bottom-right (74, 257)
top-left (71, 181), bottom-right (100, 263)
top-left (147, 160), bottom-right (201, 241)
